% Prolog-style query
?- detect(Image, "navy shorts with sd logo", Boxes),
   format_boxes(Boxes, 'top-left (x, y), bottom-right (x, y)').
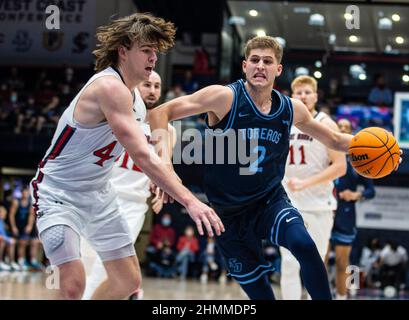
top-left (213, 191), bottom-right (304, 285)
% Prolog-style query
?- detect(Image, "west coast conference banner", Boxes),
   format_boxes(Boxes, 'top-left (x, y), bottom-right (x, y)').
top-left (356, 186), bottom-right (409, 231)
top-left (0, 0), bottom-right (96, 66)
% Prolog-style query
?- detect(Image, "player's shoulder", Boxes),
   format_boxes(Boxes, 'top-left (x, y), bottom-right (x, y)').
top-left (90, 76), bottom-right (132, 105)
top-left (92, 75), bottom-right (127, 94)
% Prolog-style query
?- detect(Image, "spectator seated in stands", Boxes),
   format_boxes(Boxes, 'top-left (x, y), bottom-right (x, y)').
top-left (148, 238), bottom-right (176, 278)
top-left (175, 225), bottom-right (199, 280)
top-left (368, 74), bottom-right (393, 106)
top-left (145, 213), bottom-right (176, 276)
top-left (379, 240), bottom-right (408, 292)
top-left (164, 83), bottom-right (186, 102)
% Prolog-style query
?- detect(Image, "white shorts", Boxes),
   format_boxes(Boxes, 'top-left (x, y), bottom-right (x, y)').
top-left (32, 181), bottom-right (133, 253)
top-left (300, 210), bottom-right (334, 256)
top-left (118, 197), bottom-right (148, 243)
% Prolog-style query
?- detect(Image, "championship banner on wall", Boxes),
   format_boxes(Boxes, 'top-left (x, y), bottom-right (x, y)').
top-left (356, 186), bottom-right (409, 231)
top-left (0, 0), bottom-right (96, 66)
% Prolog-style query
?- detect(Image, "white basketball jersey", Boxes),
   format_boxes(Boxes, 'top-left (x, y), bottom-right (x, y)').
top-left (109, 93), bottom-right (153, 203)
top-left (31, 67), bottom-right (139, 192)
top-left (283, 112), bottom-right (337, 211)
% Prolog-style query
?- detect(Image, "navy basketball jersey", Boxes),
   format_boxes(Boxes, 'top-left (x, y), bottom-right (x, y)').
top-left (204, 79), bottom-right (293, 208)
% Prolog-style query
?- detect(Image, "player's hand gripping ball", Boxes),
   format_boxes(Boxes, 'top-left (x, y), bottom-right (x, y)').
top-left (349, 127), bottom-right (400, 179)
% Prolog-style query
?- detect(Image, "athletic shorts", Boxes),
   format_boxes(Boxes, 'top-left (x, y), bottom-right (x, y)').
top-left (213, 192), bottom-right (304, 285)
top-left (31, 181), bottom-right (133, 253)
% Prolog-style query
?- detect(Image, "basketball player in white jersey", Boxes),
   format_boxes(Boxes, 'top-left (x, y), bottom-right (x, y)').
top-left (280, 75), bottom-right (346, 300)
top-left (81, 71), bottom-right (174, 300)
top-left (30, 13), bottom-right (224, 300)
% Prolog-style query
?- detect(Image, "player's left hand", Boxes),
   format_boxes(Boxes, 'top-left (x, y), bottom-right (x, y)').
top-left (149, 182), bottom-right (175, 204)
top-left (286, 177), bottom-right (307, 192)
top-left (152, 189), bottom-right (164, 214)
top-left (395, 149), bottom-right (403, 171)
top-left (339, 189), bottom-right (360, 201)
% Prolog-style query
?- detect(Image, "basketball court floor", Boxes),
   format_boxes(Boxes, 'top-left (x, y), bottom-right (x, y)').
top-left (1, 270), bottom-right (408, 300)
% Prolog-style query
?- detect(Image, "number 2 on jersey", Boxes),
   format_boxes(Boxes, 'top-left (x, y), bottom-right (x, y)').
top-left (249, 146), bottom-right (266, 173)
top-left (288, 145), bottom-right (306, 165)
top-left (93, 141), bottom-right (117, 167)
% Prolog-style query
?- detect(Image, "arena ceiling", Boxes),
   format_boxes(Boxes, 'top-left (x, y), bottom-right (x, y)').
top-left (227, 1), bottom-right (409, 54)
top-left (135, 0), bottom-right (409, 54)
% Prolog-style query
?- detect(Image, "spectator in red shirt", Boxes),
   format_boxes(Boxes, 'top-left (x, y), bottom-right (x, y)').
top-left (175, 225), bottom-right (199, 279)
top-left (149, 213), bottom-right (176, 250)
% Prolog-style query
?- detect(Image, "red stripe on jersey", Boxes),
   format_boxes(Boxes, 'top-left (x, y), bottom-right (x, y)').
top-left (32, 125), bottom-right (76, 215)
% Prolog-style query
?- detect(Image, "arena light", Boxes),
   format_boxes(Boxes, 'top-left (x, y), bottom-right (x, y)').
top-left (359, 73), bottom-right (367, 80)
top-left (313, 71), bottom-right (322, 79)
top-left (275, 36), bottom-right (286, 48)
top-left (344, 13), bottom-right (353, 20)
top-left (395, 36), bottom-right (404, 44)
top-left (309, 13), bottom-right (325, 26)
top-left (403, 74), bottom-right (409, 83)
top-left (295, 67), bottom-right (309, 76)
top-left (256, 29), bottom-right (266, 37)
top-left (328, 34), bottom-right (336, 45)
top-left (350, 64), bottom-right (365, 79)
top-left (392, 14), bottom-right (400, 22)
top-left (293, 7), bottom-right (311, 14)
top-left (315, 60), bottom-right (322, 68)
top-left (249, 10), bottom-right (258, 17)
top-left (228, 16), bottom-right (246, 26)
top-left (404, 64), bottom-right (409, 72)
top-left (378, 17), bottom-right (392, 30)
top-left (349, 35), bottom-right (358, 43)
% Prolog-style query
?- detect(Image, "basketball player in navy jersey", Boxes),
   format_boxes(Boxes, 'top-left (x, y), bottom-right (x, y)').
top-left (30, 13), bottom-right (223, 300)
top-left (331, 118), bottom-right (375, 299)
top-left (150, 36), bottom-right (402, 300)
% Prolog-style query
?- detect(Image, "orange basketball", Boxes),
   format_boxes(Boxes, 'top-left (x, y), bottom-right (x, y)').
top-left (349, 127), bottom-right (400, 179)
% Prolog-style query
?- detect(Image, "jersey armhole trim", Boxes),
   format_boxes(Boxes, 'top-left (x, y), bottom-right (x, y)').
top-left (204, 85), bottom-right (238, 136)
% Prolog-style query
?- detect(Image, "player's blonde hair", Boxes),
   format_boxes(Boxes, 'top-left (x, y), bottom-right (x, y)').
top-left (291, 75), bottom-right (318, 93)
top-left (93, 13), bottom-right (176, 72)
top-left (244, 36), bottom-right (283, 63)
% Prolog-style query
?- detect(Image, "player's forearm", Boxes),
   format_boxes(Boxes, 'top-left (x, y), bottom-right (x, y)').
top-left (304, 162), bottom-right (347, 189)
top-left (149, 107), bottom-right (172, 165)
top-left (131, 148), bottom-right (194, 207)
top-left (332, 132), bottom-right (354, 152)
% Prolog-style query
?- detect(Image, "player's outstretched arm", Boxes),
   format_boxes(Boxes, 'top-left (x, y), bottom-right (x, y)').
top-left (292, 98), bottom-right (353, 152)
top-left (97, 78), bottom-right (224, 237)
top-left (149, 85), bottom-right (233, 165)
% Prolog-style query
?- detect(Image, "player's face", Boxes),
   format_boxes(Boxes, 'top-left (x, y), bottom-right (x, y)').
top-left (137, 72), bottom-right (161, 109)
top-left (337, 119), bottom-right (352, 134)
top-left (123, 42), bottom-right (158, 82)
top-left (291, 84), bottom-right (317, 113)
top-left (242, 48), bottom-right (282, 89)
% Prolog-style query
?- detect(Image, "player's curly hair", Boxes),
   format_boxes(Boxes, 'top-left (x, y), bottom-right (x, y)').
top-left (93, 12), bottom-right (176, 72)
top-left (244, 36), bottom-right (283, 64)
